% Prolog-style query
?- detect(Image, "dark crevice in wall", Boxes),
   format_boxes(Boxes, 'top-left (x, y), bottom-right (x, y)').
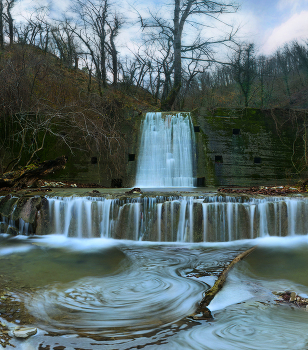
top-left (215, 155), bottom-right (223, 163)
top-left (128, 154), bottom-right (135, 161)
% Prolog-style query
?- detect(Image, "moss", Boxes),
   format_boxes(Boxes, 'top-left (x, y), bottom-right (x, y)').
top-left (198, 130), bottom-right (218, 186)
top-left (194, 107), bottom-right (303, 186)
top-left (212, 107), bottom-right (243, 118)
top-left (0, 195), bottom-right (19, 217)
top-left (193, 246), bottom-right (256, 319)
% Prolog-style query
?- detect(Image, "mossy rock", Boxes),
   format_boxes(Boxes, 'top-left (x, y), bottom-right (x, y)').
top-left (0, 222), bottom-right (8, 233)
top-left (20, 197), bottom-right (42, 224)
top-left (7, 226), bottom-right (18, 236)
top-left (11, 197), bottom-right (28, 221)
top-left (0, 195), bottom-right (19, 217)
top-left (193, 202), bottom-right (203, 242)
top-left (35, 197), bottom-right (50, 235)
top-left (212, 107), bottom-right (243, 118)
top-left (11, 196), bottom-right (42, 224)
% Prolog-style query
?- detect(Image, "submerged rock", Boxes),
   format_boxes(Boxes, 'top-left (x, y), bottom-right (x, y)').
top-left (125, 187), bottom-right (143, 194)
top-left (7, 226), bottom-right (18, 236)
top-left (13, 326), bottom-right (37, 338)
top-left (0, 222), bottom-right (8, 233)
top-left (290, 291), bottom-right (296, 302)
top-left (275, 291), bottom-right (308, 308)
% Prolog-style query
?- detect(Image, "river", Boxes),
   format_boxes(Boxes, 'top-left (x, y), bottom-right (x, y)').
top-left (1, 234), bottom-right (308, 349)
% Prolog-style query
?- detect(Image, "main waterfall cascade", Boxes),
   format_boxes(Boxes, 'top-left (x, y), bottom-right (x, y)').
top-left (2, 195), bottom-right (308, 242)
top-left (135, 112), bottom-right (196, 187)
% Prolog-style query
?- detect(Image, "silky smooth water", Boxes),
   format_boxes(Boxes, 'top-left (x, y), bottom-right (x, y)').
top-left (36, 195), bottom-right (308, 241)
top-left (135, 112), bottom-right (196, 187)
top-left (2, 195), bottom-right (308, 241)
top-left (1, 235), bottom-right (308, 350)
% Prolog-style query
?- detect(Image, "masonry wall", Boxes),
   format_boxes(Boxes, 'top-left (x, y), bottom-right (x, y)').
top-left (1, 108), bottom-right (304, 187)
top-left (192, 108), bottom-right (303, 186)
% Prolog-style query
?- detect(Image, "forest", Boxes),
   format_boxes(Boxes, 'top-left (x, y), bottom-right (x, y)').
top-left (1, 0), bottom-right (308, 176)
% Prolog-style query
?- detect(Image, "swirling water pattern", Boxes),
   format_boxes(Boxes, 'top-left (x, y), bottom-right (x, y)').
top-left (24, 246), bottom-right (241, 336)
top-left (2, 236), bottom-right (308, 349)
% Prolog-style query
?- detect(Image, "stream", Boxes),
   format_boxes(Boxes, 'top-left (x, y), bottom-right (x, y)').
top-left (1, 234), bottom-right (308, 349)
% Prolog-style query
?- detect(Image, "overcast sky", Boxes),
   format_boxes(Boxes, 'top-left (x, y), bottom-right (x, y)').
top-left (13, 0), bottom-right (308, 56)
top-left (239, 0), bottom-right (308, 54)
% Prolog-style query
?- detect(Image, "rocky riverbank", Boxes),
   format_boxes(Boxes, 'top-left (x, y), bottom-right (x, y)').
top-left (218, 185), bottom-right (303, 196)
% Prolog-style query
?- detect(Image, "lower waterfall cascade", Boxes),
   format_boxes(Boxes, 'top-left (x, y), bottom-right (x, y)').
top-left (1, 195), bottom-right (308, 242)
top-left (135, 112), bottom-right (196, 187)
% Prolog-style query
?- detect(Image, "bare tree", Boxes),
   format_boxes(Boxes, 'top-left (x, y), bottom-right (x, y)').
top-left (276, 46), bottom-right (293, 101)
top-left (106, 13), bottom-right (123, 86)
top-left (0, 0), bottom-right (16, 48)
top-left (231, 43), bottom-right (257, 107)
top-left (139, 0), bottom-right (238, 109)
top-left (0, 43), bottom-right (128, 177)
top-left (257, 55), bottom-right (277, 108)
top-left (50, 21), bottom-right (79, 69)
top-left (291, 41), bottom-right (308, 80)
top-left (4, 0), bottom-right (15, 45)
top-left (73, 0), bottom-right (109, 91)
top-left (0, 0), bottom-right (4, 49)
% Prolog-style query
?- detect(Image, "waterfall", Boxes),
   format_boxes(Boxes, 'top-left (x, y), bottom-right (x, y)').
top-left (135, 112), bottom-right (196, 187)
top-left (2, 195), bottom-right (308, 242)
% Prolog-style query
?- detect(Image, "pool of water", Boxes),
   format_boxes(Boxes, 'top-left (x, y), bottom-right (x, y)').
top-left (1, 235), bottom-right (308, 349)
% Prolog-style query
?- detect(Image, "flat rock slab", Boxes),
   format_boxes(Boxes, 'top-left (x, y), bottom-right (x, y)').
top-left (13, 327), bottom-right (37, 338)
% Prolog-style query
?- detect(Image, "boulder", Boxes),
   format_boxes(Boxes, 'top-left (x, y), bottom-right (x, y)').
top-left (7, 226), bottom-right (18, 236)
top-left (12, 196), bottom-right (41, 223)
top-left (0, 195), bottom-right (19, 217)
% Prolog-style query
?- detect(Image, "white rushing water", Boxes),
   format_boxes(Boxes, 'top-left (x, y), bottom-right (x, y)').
top-left (2, 195), bottom-right (308, 242)
top-left (135, 112), bottom-right (196, 187)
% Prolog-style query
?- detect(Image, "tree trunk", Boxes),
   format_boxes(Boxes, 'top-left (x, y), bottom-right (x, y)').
top-left (173, 0), bottom-right (181, 89)
top-left (100, 0), bottom-right (108, 88)
top-left (161, 83), bottom-right (181, 111)
top-left (100, 41), bottom-right (107, 88)
top-left (110, 32), bottom-right (118, 85)
top-left (7, 1), bottom-right (14, 46)
top-left (0, 1), bottom-right (3, 49)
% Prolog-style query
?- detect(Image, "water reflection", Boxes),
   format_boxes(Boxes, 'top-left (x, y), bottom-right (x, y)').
top-left (1, 235), bottom-right (308, 349)
top-left (170, 303), bottom-right (308, 350)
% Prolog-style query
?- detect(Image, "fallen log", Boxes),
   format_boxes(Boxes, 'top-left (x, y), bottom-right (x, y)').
top-left (191, 246), bottom-right (256, 320)
top-left (0, 156), bottom-right (68, 189)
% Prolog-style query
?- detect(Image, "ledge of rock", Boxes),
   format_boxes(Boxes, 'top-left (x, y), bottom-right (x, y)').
top-left (13, 327), bottom-right (37, 338)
